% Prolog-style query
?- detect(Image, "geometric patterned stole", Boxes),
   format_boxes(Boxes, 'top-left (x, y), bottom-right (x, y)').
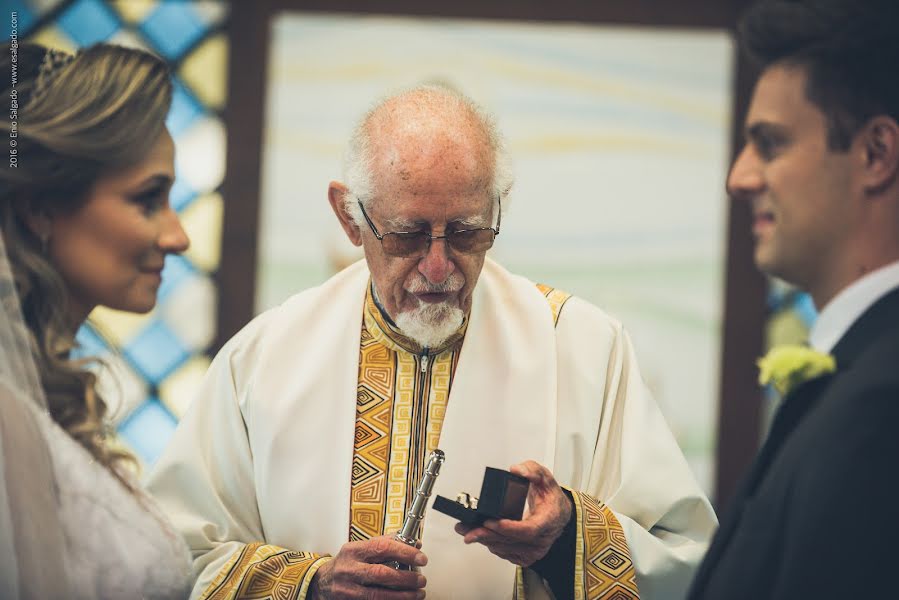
top-left (349, 285), bottom-right (466, 541)
top-left (200, 284), bottom-right (468, 600)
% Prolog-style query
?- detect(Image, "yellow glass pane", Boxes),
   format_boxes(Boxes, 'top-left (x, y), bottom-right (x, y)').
top-left (89, 305), bottom-right (154, 346)
top-left (180, 192), bottom-right (223, 272)
top-left (178, 34), bottom-right (228, 109)
top-left (23, 0), bottom-right (65, 15)
top-left (107, 29), bottom-right (154, 52)
top-left (192, 1), bottom-right (229, 28)
top-left (108, 0), bottom-right (157, 24)
top-left (159, 354), bottom-right (211, 419)
top-left (159, 274), bottom-right (217, 352)
top-left (29, 25), bottom-right (76, 53)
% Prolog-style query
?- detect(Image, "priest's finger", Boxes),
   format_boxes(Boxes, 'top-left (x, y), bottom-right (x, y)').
top-left (464, 522), bottom-right (545, 544)
top-left (352, 564), bottom-right (427, 590)
top-left (481, 516), bottom-right (543, 537)
top-left (459, 524), bottom-right (495, 544)
top-left (350, 535), bottom-right (428, 567)
top-left (509, 460), bottom-right (553, 487)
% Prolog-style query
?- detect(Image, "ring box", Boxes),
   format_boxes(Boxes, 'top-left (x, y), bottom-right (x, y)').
top-left (432, 467), bottom-right (529, 525)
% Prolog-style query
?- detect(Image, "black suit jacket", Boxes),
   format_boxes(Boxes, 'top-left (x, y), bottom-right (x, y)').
top-left (688, 286), bottom-right (899, 600)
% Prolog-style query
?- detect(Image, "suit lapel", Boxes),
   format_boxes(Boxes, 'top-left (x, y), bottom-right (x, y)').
top-left (689, 373), bottom-right (831, 597)
top-left (742, 375), bottom-right (832, 493)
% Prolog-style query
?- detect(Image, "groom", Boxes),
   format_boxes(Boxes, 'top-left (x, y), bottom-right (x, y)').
top-left (688, 1), bottom-right (899, 598)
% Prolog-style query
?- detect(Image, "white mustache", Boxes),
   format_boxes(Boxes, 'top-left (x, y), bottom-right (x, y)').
top-left (405, 273), bottom-right (464, 294)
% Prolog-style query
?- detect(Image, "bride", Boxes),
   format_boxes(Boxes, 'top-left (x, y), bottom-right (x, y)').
top-left (1, 42), bottom-right (193, 598)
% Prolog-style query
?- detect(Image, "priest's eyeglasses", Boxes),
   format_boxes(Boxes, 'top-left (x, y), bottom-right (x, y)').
top-left (356, 196), bottom-right (501, 258)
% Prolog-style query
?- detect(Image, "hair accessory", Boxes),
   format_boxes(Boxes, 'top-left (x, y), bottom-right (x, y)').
top-left (29, 48), bottom-right (76, 107)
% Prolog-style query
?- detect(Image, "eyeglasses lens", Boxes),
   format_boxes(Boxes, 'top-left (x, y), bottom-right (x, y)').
top-left (381, 230), bottom-right (495, 257)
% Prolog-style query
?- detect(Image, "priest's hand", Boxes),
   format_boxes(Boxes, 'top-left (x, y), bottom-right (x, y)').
top-left (453, 460), bottom-right (572, 567)
top-left (308, 535), bottom-right (428, 599)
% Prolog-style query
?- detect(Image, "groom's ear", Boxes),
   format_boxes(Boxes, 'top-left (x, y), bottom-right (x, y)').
top-left (328, 182), bottom-right (362, 246)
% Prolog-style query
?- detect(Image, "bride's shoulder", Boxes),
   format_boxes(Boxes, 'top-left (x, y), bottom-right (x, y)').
top-left (35, 404), bottom-right (194, 599)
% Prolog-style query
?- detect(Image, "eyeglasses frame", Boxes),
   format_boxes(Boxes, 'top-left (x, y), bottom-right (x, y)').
top-left (355, 195), bottom-right (502, 257)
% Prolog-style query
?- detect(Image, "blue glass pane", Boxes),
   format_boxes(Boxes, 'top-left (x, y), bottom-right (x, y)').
top-left (166, 79), bottom-right (205, 136)
top-left (57, 0), bottom-right (120, 46)
top-left (117, 397), bottom-right (177, 466)
top-left (9, 0), bottom-right (37, 35)
top-left (158, 253), bottom-right (196, 302)
top-left (73, 321), bottom-right (109, 359)
top-left (124, 320), bottom-right (190, 384)
top-left (139, 2), bottom-right (208, 60)
top-left (766, 286), bottom-right (790, 312)
top-left (793, 292), bottom-right (818, 327)
top-left (170, 175), bottom-right (197, 213)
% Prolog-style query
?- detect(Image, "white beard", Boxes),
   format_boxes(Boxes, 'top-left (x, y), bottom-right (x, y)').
top-left (387, 271), bottom-right (466, 349)
top-left (394, 300), bottom-right (465, 349)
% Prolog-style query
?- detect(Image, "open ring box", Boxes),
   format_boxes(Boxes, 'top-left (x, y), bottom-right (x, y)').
top-left (432, 467), bottom-right (530, 525)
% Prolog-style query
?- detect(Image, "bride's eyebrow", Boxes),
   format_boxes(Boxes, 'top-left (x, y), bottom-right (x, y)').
top-left (132, 174), bottom-right (173, 190)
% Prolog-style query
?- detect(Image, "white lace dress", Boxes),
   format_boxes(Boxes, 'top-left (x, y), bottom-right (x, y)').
top-left (39, 404), bottom-right (193, 599)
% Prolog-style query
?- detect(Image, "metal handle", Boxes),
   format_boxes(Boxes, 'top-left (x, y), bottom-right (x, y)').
top-left (386, 449), bottom-right (445, 570)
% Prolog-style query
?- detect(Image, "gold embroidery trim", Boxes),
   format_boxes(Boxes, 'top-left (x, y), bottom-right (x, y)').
top-left (350, 287), bottom-right (457, 541)
top-left (201, 542), bottom-right (330, 600)
top-left (536, 283), bottom-right (573, 326)
top-left (572, 491), bottom-right (640, 599)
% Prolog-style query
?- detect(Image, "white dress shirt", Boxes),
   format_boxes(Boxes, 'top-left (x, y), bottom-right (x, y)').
top-left (809, 260), bottom-right (899, 353)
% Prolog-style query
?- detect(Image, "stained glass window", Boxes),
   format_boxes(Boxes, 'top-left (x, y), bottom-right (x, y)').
top-left (760, 282), bottom-right (818, 433)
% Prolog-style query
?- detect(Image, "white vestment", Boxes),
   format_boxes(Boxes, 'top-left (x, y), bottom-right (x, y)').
top-left (148, 259), bottom-right (716, 599)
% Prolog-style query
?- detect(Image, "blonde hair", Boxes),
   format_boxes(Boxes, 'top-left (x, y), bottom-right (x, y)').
top-left (0, 42), bottom-right (172, 477)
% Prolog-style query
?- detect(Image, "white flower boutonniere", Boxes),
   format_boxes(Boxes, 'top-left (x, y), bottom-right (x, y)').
top-left (757, 345), bottom-right (837, 396)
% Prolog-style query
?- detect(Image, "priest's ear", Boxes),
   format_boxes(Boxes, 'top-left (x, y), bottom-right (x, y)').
top-left (328, 181), bottom-right (363, 246)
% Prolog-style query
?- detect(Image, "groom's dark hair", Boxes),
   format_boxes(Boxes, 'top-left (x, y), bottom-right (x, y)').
top-left (739, 0), bottom-right (899, 150)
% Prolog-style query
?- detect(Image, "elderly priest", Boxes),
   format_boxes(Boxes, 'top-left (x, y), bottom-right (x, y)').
top-left (148, 85), bottom-right (716, 600)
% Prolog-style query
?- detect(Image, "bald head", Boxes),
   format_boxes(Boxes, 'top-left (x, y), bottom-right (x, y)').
top-left (342, 85), bottom-right (512, 222)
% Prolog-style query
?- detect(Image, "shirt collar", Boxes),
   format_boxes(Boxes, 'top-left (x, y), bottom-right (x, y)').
top-left (809, 260), bottom-right (899, 353)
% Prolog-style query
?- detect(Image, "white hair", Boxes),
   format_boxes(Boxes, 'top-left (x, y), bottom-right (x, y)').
top-left (341, 84), bottom-right (513, 226)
